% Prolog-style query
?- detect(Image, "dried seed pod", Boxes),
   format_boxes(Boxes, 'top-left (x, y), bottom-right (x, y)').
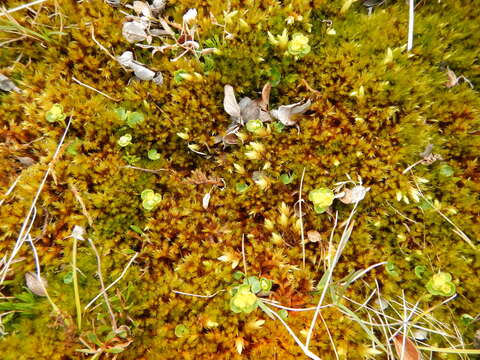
top-left (25, 272), bottom-right (48, 296)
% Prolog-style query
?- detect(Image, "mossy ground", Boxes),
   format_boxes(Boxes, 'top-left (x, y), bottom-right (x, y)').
top-left (0, 0), bottom-right (479, 359)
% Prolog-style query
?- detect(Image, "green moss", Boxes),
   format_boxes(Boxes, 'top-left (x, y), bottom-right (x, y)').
top-left (0, 0), bottom-right (479, 358)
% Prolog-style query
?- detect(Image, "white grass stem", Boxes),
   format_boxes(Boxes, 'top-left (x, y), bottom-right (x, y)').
top-left (407, 0), bottom-right (414, 52)
top-left (298, 167), bottom-right (306, 269)
top-left (241, 234), bottom-right (247, 275)
top-left (84, 252), bottom-right (138, 310)
top-left (0, 175), bottom-right (21, 206)
top-left (72, 76), bottom-right (119, 102)
top-left (172, 289), bottom-right (224, 298)
top-left (0, 117), bottom-right (72, 285)
top-left (1, 0), bottom-right (47, 15)
top-left (266, 303), bottom-right (322, 360)
top-left (88, 238), bottom-right (117, 331)
top-left (306, 203), bottom-right (358, 348)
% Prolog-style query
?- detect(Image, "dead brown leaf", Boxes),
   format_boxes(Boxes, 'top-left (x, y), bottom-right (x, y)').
top-left (184, 169), bottom-right (223, 187)
top-left (393, 334), bottom-right (420, 360)
top-left (307, 230), bottom-right (321, 243)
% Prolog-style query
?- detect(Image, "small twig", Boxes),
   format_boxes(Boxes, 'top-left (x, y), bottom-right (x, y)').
top-left (0, 117), bottom-right (72, 285)
top-left (266, 303), bottom-right (321, 360)
top-left (298, 167), bottom-right (306, 269)
top-left (84, 252), bottom-right (138, 310)
top-left (261, 299), bottom-right (330, 312)
top-left (0, 174), bottom-right (21, 206)
top-left (88, 238), bottom-right (117, 331)
top-left (410, 174), bottom-right (476, 250)
top-left (386, 201), bottom-right (417, 224)
top-left (241, 234), bottom-right (247, 275)
top-left (1, 0), bottom-right (47, 15)
top-left (90, 25), bottom-right (119, 63)
top-left (72, 230), bottom-right (82, 329)
top-left (402, 159), bottom-right (423, 174)
top-left (72, 76), bottom-right (120, 102)
top-left (26, 234), bottom-right (65, 321)
top-left (69, 183), bottom-right (93, 226)
top-left (121, 165), bottom-right (168, 174)
top-left (306, 203), bottom-right (358, 348)
top-left (172, 289), bottom-right (224, 298)
top-left (320, 312), bottom-right (339, 360)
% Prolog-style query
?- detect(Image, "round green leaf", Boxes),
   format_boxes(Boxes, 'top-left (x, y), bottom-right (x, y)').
top-left (147, 149), bottom-right (161, 160)
top-left (175, 324), bottom-right (189, 338)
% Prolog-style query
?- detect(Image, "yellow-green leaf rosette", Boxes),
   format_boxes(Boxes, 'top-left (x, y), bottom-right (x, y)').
top-left (426, 272), bottom-right (456, 297)
top-left (230, 284), bottom-right (258, 314)
top-left (308, 188), bottom-right (334, 214)
top-left (287, 33), bottom-right (311, 58)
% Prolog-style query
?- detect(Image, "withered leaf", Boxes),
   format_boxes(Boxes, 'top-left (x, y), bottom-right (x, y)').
top-left (25, 271), bottom-right (48, 297)
top-left (338, 185), bottom-right (370, 204)
top-left (270, 99), bottom-right (312, 126)
top-left (202, 192), bottom-right (211, 209)
top-left (132, 1), bottom-right (152, 17)
top-left (223, 85), bottom-right (241, 119)
top-left (392, 334), bottom-right (420, 360)
top-left (0, 73), bottom-right (22, 93)
top-left (185, 169), bottom-right (223, 187)
top-left (260, 82), bottom-right (271, 111)
top-left (307, 230), bottom-right (321, 243)
top-left (122, 21), bottom-right (148, 43)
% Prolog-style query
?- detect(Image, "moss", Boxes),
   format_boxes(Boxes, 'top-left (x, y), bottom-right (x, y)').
top-left (1, 0), bottom-right (479, 358)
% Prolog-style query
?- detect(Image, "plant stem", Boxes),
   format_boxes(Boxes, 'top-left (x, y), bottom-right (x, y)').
top-left (407, 0), bottom-right (414, 51)
top-left (72, 236), bottom-right (82, 329)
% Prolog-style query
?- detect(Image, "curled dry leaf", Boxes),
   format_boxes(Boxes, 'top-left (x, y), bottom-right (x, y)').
top-left (25, 271), bottom-right (48, 296)
top-left (224, 85), bottom-right (241, 119)
top-left (392, 334), bottom-right (420, 360)
top-left (71, 225), bottom-right (85, 241)
top-left (122, 21), bottom-right (149, 43)
top-left (270, 99), bottom-right (312, 126)
top-left (338, 185), bottom-right (370, 204)
top-left (105, 0), bottom-right (121, 7)
top-left (151, 0), bottom-right (166, 11)
top-left (0, 73), bottom-right (22, 93)
top-left (132, 1), bottom-right (152, 17)
top-left (202, 192), bottom-right (211, 209)
top-left (15, 156), bottom-right (35, 166)
top-left (130, 62), bottom-right (156, 80)
top-left (307, 230), bottom-right (322, 243)
top-left (260, 82), bottom-right (271, 111)
top-left (117, 51), bottom-right (163, 83)
top-left (117, 51), bottom-right (134, 67)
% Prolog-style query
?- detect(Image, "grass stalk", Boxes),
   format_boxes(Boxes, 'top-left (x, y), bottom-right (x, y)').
top-left (72, 235), bottom-right (82, 330)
